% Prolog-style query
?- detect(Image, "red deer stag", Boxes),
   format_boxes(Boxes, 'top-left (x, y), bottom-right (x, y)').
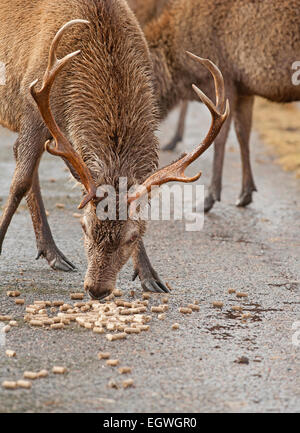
top-left (0, 0), bottom-right (228, 299)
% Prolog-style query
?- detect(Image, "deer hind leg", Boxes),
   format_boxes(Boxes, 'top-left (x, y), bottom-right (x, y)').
top-left (26, 169), bottom-right (76, 272)
top-left (204, 111), bottom-right (232, 213)
top-left (234, 94), bottom-right (257, 207)
top-left (163, 101), bottom-right (188, 151)
top-left (132, 240), bottom-right (170, 293)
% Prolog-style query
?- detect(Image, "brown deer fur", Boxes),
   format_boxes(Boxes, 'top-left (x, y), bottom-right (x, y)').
top-left (0, 0), bottom-right (169, 298)
top-left (128, 0), bottom-right (189, 151)
top-left (134, 0), bottom-right (300, 210)
top-left (128, 0), bottom-right (168, 26)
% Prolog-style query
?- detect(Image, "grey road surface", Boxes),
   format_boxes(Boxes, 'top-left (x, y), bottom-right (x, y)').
top-left (0, 102), bottom-right (299, 413)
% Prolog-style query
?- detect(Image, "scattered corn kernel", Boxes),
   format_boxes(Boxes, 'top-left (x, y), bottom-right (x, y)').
top-left (52, 366), bottom-right (67, 374)
top-left (50, 323), bottom-right (64, 330)
top-left (187, 304), bottom-right (200, 311)
top-left (84, 322), bottom-right (93, 329)
top-left (139, 324), bottom-right (150, 331)
top-left (93, 327), bottom-right (104, 334)
top-left (43, 319), bottom-right (54, 326)
top-left (172, 323), bottom-right (180, 330)
top-left (124, 302), bottom-right (133, 308)
top-left (0, 315), bottom-right (12, 321)
top-left (123, 378), bottom-right (134, 388)
top-left (70, 293), bottom-right (84, 300)
top-left (30, 320), bottom-right (43, 327)
top-left (212, 301), bottom-right (224, 309)
top-left (74, 302), bottom-right (85, 308)
top-left (106, 359), bottom-right (119, 367)
top-left (24, 371), bottom-right (38, 380)
top-left (115, 300), bottom-right (125, 307)
top-left (108, 379), bottom-right (119, 389)
top-left (106, 323), bottom-right (116, 331)
top-left (9, 320), bottom-right (18, 327)
top-left (15, 299), bottom-right (25, 305)
top-left (151, 306), bottom-right (164, 313)
top-left (37, 370), bottom-right (49, 378)
top-left (2, 381), bottom-right (17, 390)
top-left (241, 313), bottom-right (252, 319)
top-left (106, 333), bottom-right (127, 341)
top-left (113, 289), bottom-right (123, 297)
top-left (179, 307), bottom-right (192, 314)
top-left (53, 301), bottom-right (64, 307)
top-left (119, 367), bottom-right (132, 374)
top-left (236, 292), bottom-right (248, 298)
top-left (7, 290), bottom-right (21, 297)
top-left (6, 350), bottom-right (16, 358)
top-left (124, 327), bottom-right (140, 334)
top-left (97, 352), bottom-right (110, 360)
top-left (17, 380), bottom-right (32, 389)
top-left (232, 306), bottom-right (243, 312)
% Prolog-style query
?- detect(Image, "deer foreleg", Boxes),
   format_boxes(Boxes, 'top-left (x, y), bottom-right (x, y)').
top-left (132, 240), bottom-right (170, 293)
top-left (26, 169), bottom-right (76, 271)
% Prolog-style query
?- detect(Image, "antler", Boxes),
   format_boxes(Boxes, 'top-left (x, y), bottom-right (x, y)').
top-left (30, 20), bottom-right (97, 209)
top-left (128, 52), bottom-right (230, 211)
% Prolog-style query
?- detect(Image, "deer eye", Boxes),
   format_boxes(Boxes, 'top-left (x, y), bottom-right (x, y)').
top-left (126, 233), bottom-right (139, 245)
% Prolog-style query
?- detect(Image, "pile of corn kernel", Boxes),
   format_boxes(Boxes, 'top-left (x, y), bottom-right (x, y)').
top-left (1, 286), bottom-right (202, 391)
top-left (22, 292), bottom-right (162, 336)
top-left (2, 286), bottom-right (251, 391)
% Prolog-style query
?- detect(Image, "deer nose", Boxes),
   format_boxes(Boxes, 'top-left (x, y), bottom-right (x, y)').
top-left (84, 277), bottom-right (112, 300)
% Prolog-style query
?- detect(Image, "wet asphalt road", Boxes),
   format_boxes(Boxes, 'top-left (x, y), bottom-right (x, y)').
top-left (0, 102), bottom-right (299, 413)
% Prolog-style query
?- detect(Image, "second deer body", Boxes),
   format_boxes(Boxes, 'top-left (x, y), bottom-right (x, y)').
top-left (131, 0), bottom-right (300, 211)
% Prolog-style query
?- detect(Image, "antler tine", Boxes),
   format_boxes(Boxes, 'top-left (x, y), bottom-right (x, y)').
top-left (186, 52), bottom-right (225, 112)
top-left (30, 19), bottom-right (97, 210)
top-left (128, 53), bottom-right (230, 210)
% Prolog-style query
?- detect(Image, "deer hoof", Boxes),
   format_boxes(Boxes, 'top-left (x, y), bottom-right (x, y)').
top-left (236, 192), bottom-right (253, 208)
top-left (36, 246), bottom-right (76, 272)
top-left (141, 279), bottom-right (170, 294)
top-left (204, 193), bottom-right (216, 213)
top-left (50, 257), bottom-right (76, 272)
